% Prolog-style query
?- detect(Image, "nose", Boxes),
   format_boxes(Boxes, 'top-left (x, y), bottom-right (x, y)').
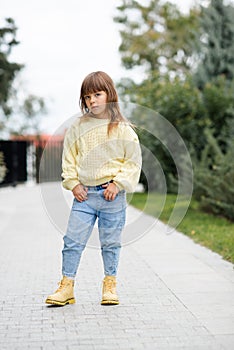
top-left (90, 94), bottom-right (96, 104)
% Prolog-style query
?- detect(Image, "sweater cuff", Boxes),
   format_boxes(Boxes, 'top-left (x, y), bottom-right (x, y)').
top-left (112, 180), bottom-right (125, 192)
top-left (62, 179), bottom-right (80, 191)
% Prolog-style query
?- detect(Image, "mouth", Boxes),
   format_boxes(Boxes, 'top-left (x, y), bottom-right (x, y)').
top-left (91, 106), bottom-right (101, 112)
top-left (90, 104), bottom-right (106, 115)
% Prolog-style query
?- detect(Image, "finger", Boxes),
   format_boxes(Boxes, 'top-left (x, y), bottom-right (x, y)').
top-left (105, 193), bottom-right (115, 201)
top-left (77, 193), bottom-right (86, 202)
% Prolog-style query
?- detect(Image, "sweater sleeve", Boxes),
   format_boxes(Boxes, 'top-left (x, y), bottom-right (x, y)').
top-left (113, 125), bottom-right (142, 193)
top-left (61, 124), bottom-right (80, 191)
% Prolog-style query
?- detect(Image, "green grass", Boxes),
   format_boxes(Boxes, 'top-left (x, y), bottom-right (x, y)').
top-left (127, 192), bottom-right (234, 263)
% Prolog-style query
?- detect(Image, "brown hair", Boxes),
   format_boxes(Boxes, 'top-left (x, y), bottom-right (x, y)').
top-left (79, 71), bottom-right (128, 134)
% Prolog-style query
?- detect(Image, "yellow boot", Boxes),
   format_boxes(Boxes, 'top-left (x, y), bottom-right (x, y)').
top-left (101, 276), bottom-right (119, 305)
top-left (45, 276), bottom-right (75, 306)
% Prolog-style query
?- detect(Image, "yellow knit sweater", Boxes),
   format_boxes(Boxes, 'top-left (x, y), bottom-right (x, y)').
top-left (61, 116), bottom-right (142, 192)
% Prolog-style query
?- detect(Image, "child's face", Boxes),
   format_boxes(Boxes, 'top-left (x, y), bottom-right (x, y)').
top-left (84, 91), bottom-right (107, 117)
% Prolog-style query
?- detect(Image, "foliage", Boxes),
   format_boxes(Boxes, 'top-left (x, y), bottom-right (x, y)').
top-left (194, 0), bottom-right (234, 88)
top-left (136, 76), bottom-right (208, 149)
top-left (193, 0), bottom-right (234, 153)
top-left (122, 74), bottom-right (230, 195)
top-left (114, 0), bottom-right (200, 78)
top-left (191, 1), bottom-right (234, 222)
top-left (0, 18), bottom-right (23, 118)
top-left (193, 127), bottom-right (234, 221)
top-left (0, 18), bottom-right (47, 136)
top-left (123, 76), bottom-right (205, 192)
top-left (128, 192), bottom-right (234, 263)
top-left (9, 94), bottom-right (47, 135)
top-left (202, 76), bottom-right (234, 146)
top-left (114, 1), bottom-right (202, 192)
top-left (115, 1), bottom-right (234, 208)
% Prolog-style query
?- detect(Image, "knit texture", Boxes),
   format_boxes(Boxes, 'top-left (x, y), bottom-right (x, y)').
top-left (62, 116), bottom-right (142, 192)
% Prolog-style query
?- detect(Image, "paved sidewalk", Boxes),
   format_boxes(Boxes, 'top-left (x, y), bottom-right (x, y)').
top-left (0, 183), bottom-right (233, 350)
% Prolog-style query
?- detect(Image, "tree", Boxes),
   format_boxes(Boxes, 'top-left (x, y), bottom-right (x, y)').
top-left (114, 1), bottom-right (201, 191)
top-left (0, 18), bottom-right (47, 136)
top-left (114, 0), bottom-right (234, 198)
top-left (193, 0), bottom-right (234, 151)
top-left (192, 1), bottom-right (234, 221)
top-left (201, 76), bottom-right (234, 146)
top-left (193, 127), bottom-right (234, 221)
top-left (8, 94), bottom-right (47, 135)
top-left (194, 0), bottom-right (234, 88)
top-left (114, 0), bottom-right (200, 78)
top-left (0, 18), bottom-right (23, 118)
top-left (125, 77), bottom-right (205, 191)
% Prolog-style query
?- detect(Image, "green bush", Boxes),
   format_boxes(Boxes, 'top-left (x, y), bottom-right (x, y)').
top-left (193, 128), bottom-right (234, 221)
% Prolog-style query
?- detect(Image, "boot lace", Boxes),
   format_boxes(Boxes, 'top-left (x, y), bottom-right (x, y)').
top-left (104, 278), bottom-right (115, 293)
top-left (55, 280), bottom-right (69, 293)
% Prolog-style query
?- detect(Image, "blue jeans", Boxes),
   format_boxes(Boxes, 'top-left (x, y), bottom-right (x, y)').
top-left (62, 187), bottom-right (126, 278)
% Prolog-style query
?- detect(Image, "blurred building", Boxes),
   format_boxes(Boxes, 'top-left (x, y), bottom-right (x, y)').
top-left (0, 133), bottom-right (64, 186)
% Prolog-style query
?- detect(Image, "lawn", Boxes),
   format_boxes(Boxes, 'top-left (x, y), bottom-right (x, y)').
top-left (127, 192), bottom-right (234, 263)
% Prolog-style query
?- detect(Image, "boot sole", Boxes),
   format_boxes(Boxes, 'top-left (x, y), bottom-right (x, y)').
top-left (45, 298), bottom-right (76, 306)
top-left (101, 300), bottom-right (119, 305)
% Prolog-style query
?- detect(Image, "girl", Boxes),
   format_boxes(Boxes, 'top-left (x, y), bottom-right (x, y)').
top-left (45, 71), bottom-right (142, 306)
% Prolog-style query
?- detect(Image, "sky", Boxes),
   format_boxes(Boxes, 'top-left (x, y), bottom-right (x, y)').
top-left (1, 0), bottom-right (196, 134)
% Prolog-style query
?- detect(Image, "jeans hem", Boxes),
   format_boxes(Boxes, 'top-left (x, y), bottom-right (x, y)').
top-left (62, 272), bottom-right (76, 279)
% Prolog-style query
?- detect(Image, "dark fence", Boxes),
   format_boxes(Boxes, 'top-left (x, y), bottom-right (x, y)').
top-left (38, 139), bottom-right (63, 183)
top-left (0, 140), bottom-right (27, 186)
top-left (0, 138), bottom-right (64, 187)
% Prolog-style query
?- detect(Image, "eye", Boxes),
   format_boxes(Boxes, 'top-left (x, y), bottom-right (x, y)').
top-left (95, 93), bottom-right (101, 97)
top-left (84, 95), bottom-right (90, 100)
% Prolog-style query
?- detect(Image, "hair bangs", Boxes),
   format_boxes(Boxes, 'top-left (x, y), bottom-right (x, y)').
top-left (81, 74), bottom-right (107, 96)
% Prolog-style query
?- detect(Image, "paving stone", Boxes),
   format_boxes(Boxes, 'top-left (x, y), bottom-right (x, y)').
top-left (0, 183), bottom-right (233, 350)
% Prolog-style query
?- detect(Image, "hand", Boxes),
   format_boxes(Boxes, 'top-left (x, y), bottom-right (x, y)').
top-left (102, 182), bottom-right (119, 201)
top-left (72, 184), bottom-right (88, 202)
